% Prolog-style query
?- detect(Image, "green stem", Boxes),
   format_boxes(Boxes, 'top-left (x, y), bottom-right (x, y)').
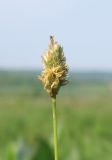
top-left (52, 97), bottom-right (58, 160)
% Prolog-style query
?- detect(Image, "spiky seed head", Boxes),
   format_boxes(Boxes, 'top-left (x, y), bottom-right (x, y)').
top-left (38, 36), bottom-right (69, 98)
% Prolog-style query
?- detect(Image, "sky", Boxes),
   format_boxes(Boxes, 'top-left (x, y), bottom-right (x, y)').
top-left (0, 0), bottom-right (112, 71)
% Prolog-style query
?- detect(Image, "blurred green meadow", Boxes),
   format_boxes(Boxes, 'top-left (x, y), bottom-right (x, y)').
top-left (0, 70), bottom-right (112, 160)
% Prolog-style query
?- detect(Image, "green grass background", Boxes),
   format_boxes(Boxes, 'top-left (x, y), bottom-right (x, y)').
top-left (0, 70), bottom-right (112, 160)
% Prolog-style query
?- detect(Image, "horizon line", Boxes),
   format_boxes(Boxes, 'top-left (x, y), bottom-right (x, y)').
top-left (0, 67), bottom-right (112, 73)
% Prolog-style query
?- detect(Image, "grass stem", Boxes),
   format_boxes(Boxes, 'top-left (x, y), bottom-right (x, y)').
top-left (52, 97), bottom-right (58, 160)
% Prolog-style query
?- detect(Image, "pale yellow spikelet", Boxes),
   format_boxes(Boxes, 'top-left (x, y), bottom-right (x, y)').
top-left (38, 36), bottom-right (69, 98)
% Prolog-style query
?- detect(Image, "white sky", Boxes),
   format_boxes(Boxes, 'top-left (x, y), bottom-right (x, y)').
top-left (0, 0), bottom-right (112, 71)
